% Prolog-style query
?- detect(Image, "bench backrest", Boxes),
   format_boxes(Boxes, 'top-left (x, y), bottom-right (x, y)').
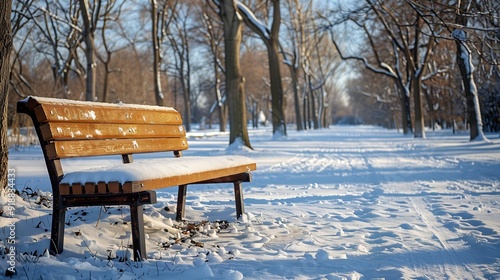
top-left (17, 96), bottom-right (188, 160)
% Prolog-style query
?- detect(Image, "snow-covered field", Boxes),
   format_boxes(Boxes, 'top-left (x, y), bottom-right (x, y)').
top-left (2, 125), bottom-right (500, 279)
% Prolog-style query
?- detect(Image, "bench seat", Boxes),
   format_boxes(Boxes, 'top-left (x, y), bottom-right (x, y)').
top-left (60, 155), bottom-right (256, 194)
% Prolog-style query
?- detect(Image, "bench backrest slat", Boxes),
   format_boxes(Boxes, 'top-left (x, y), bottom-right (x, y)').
top-left (18, 96), bottom-right (188, 160)
top-left (46, 138), bottom-right (188, 159)
top-left (40, 123), bottom-right (185, 141)
top-left (33, 101), bottom-right (182, 124)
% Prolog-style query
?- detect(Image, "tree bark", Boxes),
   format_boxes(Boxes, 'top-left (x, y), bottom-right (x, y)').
top-left (291, 66), bottom-right (303, 130)
top-left (151, 0), bottom-right (165, 106)
top-left (168, 6), bottom-right (192, 131)
top-left (201, 3), bottom-right (227, 132)
top-left (307, 74), bottom-right (318, 129)
top-left (80, 0), bottom-right (96, 101)
top-left (454, 2), bottom-right (487, 141)
top-left (238, 0), bottom-right (287, 136)
top-left (282, 0), bottom-right (305, 131)
top-left (1, 0), bottom-right (13, 190)
top-left (412, 16), bottom-right (425, 138)
top-left (453, 29), bottom-right (486, 141)
top-left (402, 87), bottom-right (413, 135)
top-left (220, 0), bottom-right (252, 148)
top-left (213, 62), bottom-right (227, 132)
top-left (267, 27), bottom-right (287, 135)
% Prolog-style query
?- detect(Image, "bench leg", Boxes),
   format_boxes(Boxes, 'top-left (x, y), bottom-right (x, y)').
top-left (176, 185), bottom-right (187, 221)
top-left (50, 198), bottom-right (66, 255)
top-left (233, 181), bottom-right (245, 219)
top-left (130, 202), bottom-right (146, 261)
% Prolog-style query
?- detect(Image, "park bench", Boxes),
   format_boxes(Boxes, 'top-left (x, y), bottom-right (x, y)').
top-left (17, 96), bottom-right (257, 261)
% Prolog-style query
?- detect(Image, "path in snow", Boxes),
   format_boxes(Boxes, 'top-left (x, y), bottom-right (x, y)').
top-left (3, 125), bottom-right (500, 279)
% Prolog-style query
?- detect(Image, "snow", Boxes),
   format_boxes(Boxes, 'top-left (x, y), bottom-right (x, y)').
top-left (236, 1), bottom-right (271, 40)
top-left (60, 155), bottom-right (256, 185)
top-left (3, 125), bottom-right (500, 279)
top-left (452, 29), bottom-right (474, 76)
top-left (452, 29), bottom-right (466, 41)
top-left (20, 96), bottom-right (179, 112)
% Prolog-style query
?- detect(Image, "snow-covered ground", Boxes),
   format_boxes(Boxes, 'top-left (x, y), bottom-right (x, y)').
top-left (2, 125), bottom-right (500, 279)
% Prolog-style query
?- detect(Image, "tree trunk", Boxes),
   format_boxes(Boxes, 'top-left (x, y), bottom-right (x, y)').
top-left (453, 29), bottom-right (486, 141)
top-left (302, 88), bottom-right (308, 129)
top-left (412, 17), bottom-right (425, 138)
top-left (304, 85), bottom-right (311, 129)
top-left (423, 85), bottom-right (437, 131)
top-left (213, 63), bottom-right (227, 132)
top-left (394, 79), bottom-right (413, 135)
top-left (412, 77), bottom-right (425, 138)
top-left (102, 64), bottom-right (110, 102)
top-left (320, 88), bottom-right (328, 128)
top-left (306, 73), bottom-right (318, 129)
top-left (221, 0), bottom-right (252, 148)
top-left (182, 77), bottom-right (191, 132)
top-left (178, 58), bottom-right (191, 132)
top-left (267, 35), bottom-right (287, 136)
top-left (290, 66), bottom-right (303, 130)
top-left (237, 0), bottom-right (287, 136)
top-left (80, 0), bottom-right (96, 101)
top-left (151, 0), bottom-right (165, 106)
top-left (454, 2), bottom-right (487, 141)
top-left (1, 0), bottom-right (13, 191)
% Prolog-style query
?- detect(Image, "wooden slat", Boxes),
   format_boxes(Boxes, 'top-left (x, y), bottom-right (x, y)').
top-left (34, 103), bottom-right (182, 125)
top-left (84, 182), bottom-right (96, 194)
top-left (123, 182), bottom-right (133, 193)
top-left (108, 182), bottom-right (120, 193)
top-left (40, 122), bottom-right (186, 141)
top-left (60, 168), bottom-right (255, 194)
top-left (192, 173), bottom-right (252, 184)
top-left (97, 182), bottom-right (107, 194)
top-left (60, 191), bottom-right (157, 207)
top-left (60, 183), bottom-right (71, 195)
top-left (72, 183), bottom-right (83, 195)
top-left (128, 164), bottom-right (257, 192)
top-left (46, 138), bottom-right (188, 159)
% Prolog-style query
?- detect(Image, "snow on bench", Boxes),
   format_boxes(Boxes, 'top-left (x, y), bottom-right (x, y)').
top-left (60, 155), bottom-right (255, 187)
top-left (17, 96), bottom-right (257, 261)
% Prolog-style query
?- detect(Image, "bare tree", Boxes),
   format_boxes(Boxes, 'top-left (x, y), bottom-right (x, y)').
top-left (404, 0), bottom-right (496, 140)
top-left (345, 69), bottom-right (398, 128)
top-left (115, 2), bottom-right (149, 103)
top-left (237, 0), bottom-right (287, 136)
top-left (218, 0), bottom-right (252, 148)
top-left (453, 1), bottom-right (488, 141)
top-left (96, 0), bottom-right (126, 102)
top-left (167, 2), bottom-right (194, 131)
top-left (323, 1), bottom-right (439, 136)
top-left (151, 0), bottom-right (177, 106)
top-left (323, 14), bottom-right (413, 135)
top-left (81, 0), bottom-right (129, 102)
top-left (281, 0), bottom-right (310, 131)
top-left (79, 0), bottom-right (97, 101)
top-left (151, 0), bottom-right (163, 106)
top-left (241, 50), bottom-right (269, 128)
top-left (363, 0), bottom-right (438, 138)
top-left (308, 24), bottom-right (341, 128)
top-left (19, 0), bottom-right (83, 99)
top-left (322, 0), bottom-right (499, 138)
top-left (9, 1), bottom-right (37, 99)
top-left (198, 1), bottom-right (228, 132)
top-left (1, 0), bottom-right (13, 190)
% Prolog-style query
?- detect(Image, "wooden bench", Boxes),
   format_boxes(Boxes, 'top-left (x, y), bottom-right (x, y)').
top-left (17, 96), bottom-right (257, 261)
